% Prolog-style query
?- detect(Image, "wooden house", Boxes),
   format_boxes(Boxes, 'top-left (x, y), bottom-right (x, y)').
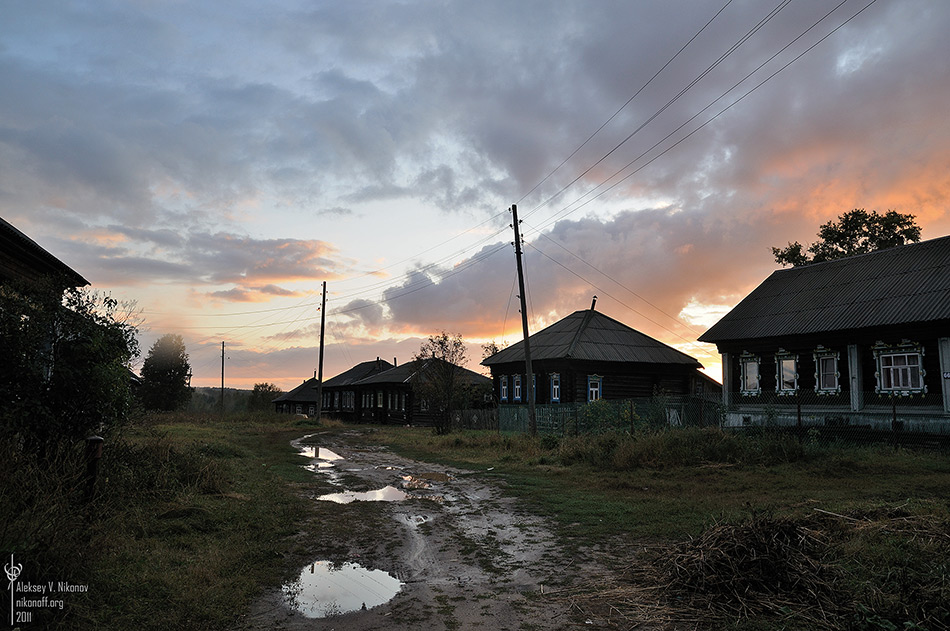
top-left (0, 217), bottom-right (88, 289)
top-left (351, 358), bottom-right (491, 426)
top-left (319, 358), bottom-right (394, 421)
top-left (698, 235), bottom-right (950, 432)
top-left (482, 305), bottom-right (717, 405)
top-left (273, 374), bottom-right (321, 416)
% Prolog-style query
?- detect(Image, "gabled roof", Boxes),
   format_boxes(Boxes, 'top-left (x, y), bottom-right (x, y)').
top-left (322, 359), bottom-right (394, 388)
top-left (0, 217), bottom-right (89, 287)
top-left (355, 358), bottom-right (490, 387)
top-left (698, 235), bottom-right (950, 344)
top-left (482, 309), bottom-right (701, 367)
top-left (273, 377), bottom-right (319, 403)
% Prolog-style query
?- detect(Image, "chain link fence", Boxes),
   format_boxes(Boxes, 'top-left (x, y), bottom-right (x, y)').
top-left (494, 391), bottom-right (950, 447)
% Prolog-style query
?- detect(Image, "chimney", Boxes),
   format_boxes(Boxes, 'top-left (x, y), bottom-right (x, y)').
top-left (590, 295), bottom-right (598, 311)
top-left (393, 357), bottom-right (397, 367)
top-left (376, 356), bottom-right (380, 370)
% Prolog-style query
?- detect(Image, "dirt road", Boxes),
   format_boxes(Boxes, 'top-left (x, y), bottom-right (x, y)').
top-left (240, 429), bottom-right (613, 630)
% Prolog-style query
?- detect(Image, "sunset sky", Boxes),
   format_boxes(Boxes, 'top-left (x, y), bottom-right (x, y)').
top-left (3, 0), bottom-right (949, 390)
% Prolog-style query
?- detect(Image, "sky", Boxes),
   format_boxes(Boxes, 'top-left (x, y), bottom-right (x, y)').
top-left (2, 0), bottom-right (949, 391)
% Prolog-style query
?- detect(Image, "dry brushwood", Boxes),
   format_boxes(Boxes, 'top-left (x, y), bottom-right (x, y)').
top-left (654, 515), bottom-right (846, 625)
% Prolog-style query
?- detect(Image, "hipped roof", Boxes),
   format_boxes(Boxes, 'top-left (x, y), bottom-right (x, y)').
top-left (699, 235), bottom-right (950, 344)
top-left (356, 357), bottom-right (490, 387)
top-left (482, 309), bottom-right (701, 368)
top-left (322, 359), bottom-right (394, 388)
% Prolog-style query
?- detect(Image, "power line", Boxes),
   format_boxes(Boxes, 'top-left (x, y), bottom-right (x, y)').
top-left (516, 0), bottom-right (737, 206)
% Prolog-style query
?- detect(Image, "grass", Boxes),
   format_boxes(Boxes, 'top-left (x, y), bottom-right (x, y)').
top-left (1, 411), bottom-right (338, 630)
top-left (365, 425), bottom-right (950, 629)
top-left (6, 416), bottom-right (949, 630)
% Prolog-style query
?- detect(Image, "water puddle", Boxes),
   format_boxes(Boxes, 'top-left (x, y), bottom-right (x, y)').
top-left (298, 446), bottom-right (343, 461)
top-left (317, 485), bottom-right (409, 504)
top-left (283, 560), bottom-right (403, 618)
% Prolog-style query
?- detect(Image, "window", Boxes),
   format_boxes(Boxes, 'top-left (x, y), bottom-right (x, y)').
top-left (873, 341), bottom-right (927, 394)
top-left (551, 373), bottom-right (560, 403)
top-left (775, 350), bottom-right (798, 395)
top-left (500, 376), bottom-right (508, 401)
top-left (587, 375), bottom-right (602, 402)
top-left (514, 375), bottom-right (522, 401)
top-left (813, 347), bottom-right (840, 394)
top-left (739, 352), bottom-right (761, 395)
top-left (377, 390), bottom-right (384, 408)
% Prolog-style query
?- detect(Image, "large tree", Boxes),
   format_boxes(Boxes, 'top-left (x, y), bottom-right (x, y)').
top-left (0, 278), bottom-right (139, 452)
top-left (139, 333), bottom-right (193, 411)
top-left (412, 331), bottom-right (469, 435)
top-left (248, 382), bottom-right (283, 411)
top-left (772, 209), bottom-right (921, 267)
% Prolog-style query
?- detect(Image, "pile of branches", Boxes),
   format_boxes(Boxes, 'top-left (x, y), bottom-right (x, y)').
top-left (655, 515), bottom-right (847, 625)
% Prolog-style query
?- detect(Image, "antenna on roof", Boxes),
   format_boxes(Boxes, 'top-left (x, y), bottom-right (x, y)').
top-left (591, 295), bottom-right (598, 311)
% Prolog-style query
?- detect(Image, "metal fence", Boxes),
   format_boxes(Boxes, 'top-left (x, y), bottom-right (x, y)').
top-left (720, 389), bottom-right (950, 446)
top-left (498, 395), bottom-right (723, 436)
top-left (495, 391), bottom-right (950, 447)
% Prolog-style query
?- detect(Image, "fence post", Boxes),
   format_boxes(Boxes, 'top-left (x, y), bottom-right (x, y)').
top-left (797, 394), bottom-right (803, 442)
top-left (84, 435), bottom-right (104, 503)
top-left (891, 396), bottom-right (902, 450)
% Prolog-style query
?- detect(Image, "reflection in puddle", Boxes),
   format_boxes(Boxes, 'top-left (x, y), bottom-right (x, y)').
top-left (297, 446), bottom-right (344, 461)
top-left (317, 485), bottom-right (409, 504)
top-left (283, 560), bottom-right (403, 618)
top-left (402, 472), bottom-right (452, 489)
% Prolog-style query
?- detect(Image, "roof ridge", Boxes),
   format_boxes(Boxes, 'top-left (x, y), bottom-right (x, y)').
top-left (565, 309), bottom-right (597, 358)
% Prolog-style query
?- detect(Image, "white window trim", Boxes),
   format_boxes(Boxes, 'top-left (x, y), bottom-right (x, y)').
top-left (873, 340), bottom-right (927, 395)
top-left (514, 375), bottom-right (522, 402)
top-left (813, 346), bottom-right (841, 394)
top-left (500, 375), bottom-right (508, 402)
top-left (551, 373), bottom-right (560, 403)
top-left (587, 375), bottom-right (602, 402)
top-left (739, 352), bottom-right (761, 396)
top-left (775, 349), bottom-right (799, 396)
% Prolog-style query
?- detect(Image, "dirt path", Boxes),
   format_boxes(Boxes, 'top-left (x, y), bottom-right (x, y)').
top-left (240, 430), bottom-right (614, 630)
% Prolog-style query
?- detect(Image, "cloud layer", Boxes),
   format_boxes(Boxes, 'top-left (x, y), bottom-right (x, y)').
top-left (2, 0), bottom-right (949, 388)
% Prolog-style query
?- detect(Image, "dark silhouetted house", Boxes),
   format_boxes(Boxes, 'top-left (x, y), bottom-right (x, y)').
top-left (319, 358), bottom-right (395, 421)
top-left (482, 306), bottom-right (718, 405)
top-left (273, 374), bottom-right (321, 416)
top-left (351, 358), bottom-right (491, 426)
top-left (0, 217), bottom-right (88, 289)
top-left (699, 235), bottom-right (950, 432)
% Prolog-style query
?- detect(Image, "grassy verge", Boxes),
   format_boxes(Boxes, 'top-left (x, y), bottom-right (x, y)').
top-left (1, 412), bottom-right (329, 630)
top-left (365, 425), bottom-right (950, 629)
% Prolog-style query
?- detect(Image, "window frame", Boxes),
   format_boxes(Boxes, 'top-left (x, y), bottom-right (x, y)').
top-left (873, 340), bottom-right (927, 395)
top-left (500, 375), bottom-right (508, 402)
top-left (550, 373), bottom-right (560, 403)
top-left (739, 352), bottom-right (761, 396)
top-left (513, 375), bottom-right (522, 402)
top-left (587, 375), bottom-right (602, 402)
top-left (813, 346), bottom-right (841, 394)
top-left (775, 349), bottom-right (799, 396)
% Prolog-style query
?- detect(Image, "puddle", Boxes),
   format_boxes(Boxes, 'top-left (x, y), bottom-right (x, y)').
top-left (283, 560), bottom-right (403, 618)
top-left (297, 446), bottom-right (343, 461)
top-left (317, 485), bottom-right (409, 504)
top-left (402, 472), bottom-right (452, 489)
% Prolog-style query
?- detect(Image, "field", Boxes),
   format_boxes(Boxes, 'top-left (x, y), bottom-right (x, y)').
top-left (3, 414), bottom-right (949, 630)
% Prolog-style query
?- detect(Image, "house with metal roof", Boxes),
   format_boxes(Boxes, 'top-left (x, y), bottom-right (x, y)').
top-left (351, 358), bottom-right (491, 426)
top-left (273, 358), bottom-right (394, 417)
top-left (699, 234), bottom-right (950, 432)
top-left (1, 216), bottom-right (88, 289)
top-left (318, 358), bottom-right (394, 421)
top-left (482, 304), bottom-right (718, 406)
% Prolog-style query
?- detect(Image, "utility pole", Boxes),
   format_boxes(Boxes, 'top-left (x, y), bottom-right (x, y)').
top-left (510, 204), bottom-right (536, 434)
top-left (315, 281), bottom-right (327, 422)
top-left (220, 341), bottom-right (225, 416)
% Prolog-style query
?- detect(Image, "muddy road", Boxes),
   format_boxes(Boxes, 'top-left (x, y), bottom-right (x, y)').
top-left (240, 429), bottom-right (623, 630)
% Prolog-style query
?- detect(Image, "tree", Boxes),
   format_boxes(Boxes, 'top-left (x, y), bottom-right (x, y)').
top-left (139, 334), bottom-right (193, 411)
top-left (0, 278), bottom-right (140, 452)
top-left (248, 382), bottom-right (283, 411)
top-left (772, 209), bottom-right (921, 267)
top-left (412, 331), bottom-right (469, 435)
